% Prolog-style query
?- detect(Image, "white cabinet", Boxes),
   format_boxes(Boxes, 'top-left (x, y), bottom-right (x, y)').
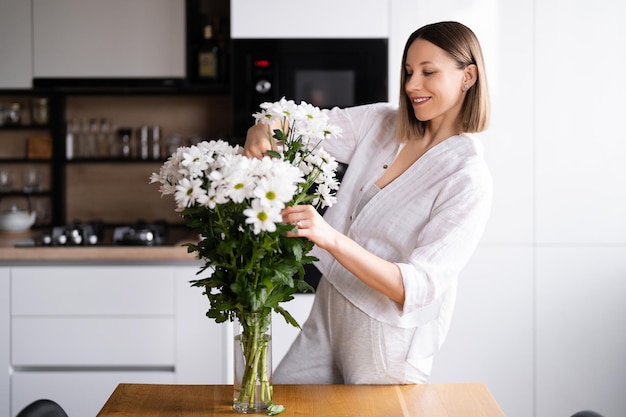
top-left (271, 294), bottom-right (315, 372)
top-left (0, 268), bottom-right (9, 417)
top-left (12, 372), bottom-right (174, 417)
top-left (0, 1), bottom-right (33, 88)
top-left (8, 265), bottom-right (209, 416)
top-left (231, 0), bottom-right (389, 39)
top-left (7, 264), bottom-right (314, 416)
top-left (32, 0), bottom-right (185, 78)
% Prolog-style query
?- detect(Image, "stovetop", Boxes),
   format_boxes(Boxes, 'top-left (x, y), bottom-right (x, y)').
top-left (39, 221), bottom-right (170, 247)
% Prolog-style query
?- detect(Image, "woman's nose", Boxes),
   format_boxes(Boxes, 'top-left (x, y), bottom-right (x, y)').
top-left (405, 75), bottom-right (421, 91)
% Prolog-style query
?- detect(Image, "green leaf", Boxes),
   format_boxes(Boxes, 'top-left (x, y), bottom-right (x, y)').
top-left (267, 402), bottom-right (286, 416)
top-left (266, 150), bottom-right (282, 159)
top-left (274, 306), bottom-right (301, 329)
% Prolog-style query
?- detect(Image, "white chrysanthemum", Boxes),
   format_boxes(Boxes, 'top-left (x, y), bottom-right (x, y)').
top-left (223, 163), bottom-right (256, 203)
top-left (318, 182), bottom-right (338, 207)
top-left (243, 199), bottom-right (283, 235)
top-left (254, 177), bottom-right (293, 210)
top-left (253, 97), bottom-right (298, 125)
top-left (152, 100), bottom-right (342, 222)
top-left (150, 147), bottom-right (188, 196)
top-left (175, 177), bottom-right (206, 209)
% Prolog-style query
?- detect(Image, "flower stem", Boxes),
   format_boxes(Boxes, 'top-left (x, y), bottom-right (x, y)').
top-left (235, 312), bottom-right (272, 412)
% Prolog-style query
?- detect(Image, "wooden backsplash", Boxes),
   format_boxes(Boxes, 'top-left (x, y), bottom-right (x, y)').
top-left (65, 162), bottom-right (182, 224)
top-left (64, 94), bottom-right (232, 224)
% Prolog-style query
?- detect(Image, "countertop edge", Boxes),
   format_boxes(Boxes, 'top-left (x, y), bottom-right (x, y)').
top-left (0, 246), bottom-right (201, 262)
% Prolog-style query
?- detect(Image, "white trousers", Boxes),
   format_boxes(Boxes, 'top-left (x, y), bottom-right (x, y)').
top-left (274, 277), bottom-right (430, 384)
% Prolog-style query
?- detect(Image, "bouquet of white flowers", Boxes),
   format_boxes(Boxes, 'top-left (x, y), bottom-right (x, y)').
top-left (150, 98), bottom-right (341, 414)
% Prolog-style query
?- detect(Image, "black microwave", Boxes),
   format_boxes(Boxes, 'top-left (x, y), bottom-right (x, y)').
top-left (230, 38), bottom-right (388, 144)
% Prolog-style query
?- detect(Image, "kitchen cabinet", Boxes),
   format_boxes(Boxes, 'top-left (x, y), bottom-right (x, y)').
top-left (0, 2), bottom-right (33, 89)
top-left (6, 264), bottom-right (313, 416)
top-left (61, 93), bottom-right (232, 224)
top-left (0, 91), bottom-right (60, 226)
top-left (230, 0), bottom-right (388, 38)
top-left (32, 0), bottom-right (185, 79)
top-left (0, 268), bottom-right (9, 417)
top-left (3, 91), bottom-right (232, 227)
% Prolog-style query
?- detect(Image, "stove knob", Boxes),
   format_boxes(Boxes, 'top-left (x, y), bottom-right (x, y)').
top-left (57, 234), bottom-right (67, 245)
top-left (88, 235), bottom-right (98, 245)
top-left (41, 235), bottom-right (52, 245)
top-left (72, 235), bottom-right (83, 245)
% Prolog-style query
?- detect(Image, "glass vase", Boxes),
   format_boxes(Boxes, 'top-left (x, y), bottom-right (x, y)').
top-left (233, 312), bottom-right (273, 413)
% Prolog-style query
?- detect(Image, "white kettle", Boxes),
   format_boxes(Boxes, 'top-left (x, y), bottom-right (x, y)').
top-left (0, 204), bottom-right (37, 233)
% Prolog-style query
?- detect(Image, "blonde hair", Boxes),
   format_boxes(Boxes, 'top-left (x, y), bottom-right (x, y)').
top-left (396, 21), bottom-right (490, 141)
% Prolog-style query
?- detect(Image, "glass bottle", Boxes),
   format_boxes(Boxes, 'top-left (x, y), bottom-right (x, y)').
top-left (198, 24), bottom-right (219, 80)
top-left (31, 98), bottom-right (49, 125)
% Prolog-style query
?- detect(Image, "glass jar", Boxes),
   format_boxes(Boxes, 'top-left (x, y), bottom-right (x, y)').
top-left (4, 103), bottom-right (22, 126)
top-left (31, 98), bottom-right (49, 125)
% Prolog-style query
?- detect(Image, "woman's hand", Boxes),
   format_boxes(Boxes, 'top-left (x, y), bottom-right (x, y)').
top-left (282, 204), bottom-right (406, 304)
top-left (281, 205), bottom-right (338, 250)
top-left (243, 123), bottom-right (278, 159)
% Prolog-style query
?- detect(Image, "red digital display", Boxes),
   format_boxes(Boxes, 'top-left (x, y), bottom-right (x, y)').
top-left (253, 59), bottom-right (271, 68)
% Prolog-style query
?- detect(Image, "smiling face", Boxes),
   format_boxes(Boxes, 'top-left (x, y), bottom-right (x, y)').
top-left (404, 38), bottom-right (474, 131)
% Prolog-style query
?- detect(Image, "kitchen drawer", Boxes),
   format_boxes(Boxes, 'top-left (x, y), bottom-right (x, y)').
top-left (12, 370), bottom-right (174, 417)
top-left (11, 266), bottom-right (174, 315)
top-left (12, 317), bottom-right (174, 366)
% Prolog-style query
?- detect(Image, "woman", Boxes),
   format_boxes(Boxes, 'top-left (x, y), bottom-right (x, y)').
top-left (244, 21), bottom-right (492, 384)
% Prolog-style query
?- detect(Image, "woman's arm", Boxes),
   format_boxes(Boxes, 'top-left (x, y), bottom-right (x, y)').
top-left (281, 204), bottom-right (406, 304)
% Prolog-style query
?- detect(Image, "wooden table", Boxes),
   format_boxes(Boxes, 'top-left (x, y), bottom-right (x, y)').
top-left (96, 383), bottom-right (506, 416)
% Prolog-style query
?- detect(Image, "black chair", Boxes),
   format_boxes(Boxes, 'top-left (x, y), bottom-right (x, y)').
top-left (571, 411), bottom-right (604, 417)
top-left (16, 399), bottom-right (69, 417)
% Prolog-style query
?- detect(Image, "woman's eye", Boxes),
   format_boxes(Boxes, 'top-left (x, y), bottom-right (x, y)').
top-left (423, 71), bottom-right (435, 76)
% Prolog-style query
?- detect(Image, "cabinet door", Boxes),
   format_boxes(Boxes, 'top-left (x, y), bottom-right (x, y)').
top-left (12, 371), bottom-right (174, 417)
top-left (11, 266), bottom-right (176, 366)
top-left (271, 294), bottom-right (315, 371)
top-left (174, 266), bottom-right (231, 384)
top-left (0, 268), bottom-right (9, 417)
top-left (0, 1), bottom-right (32, 88)
top-left (231, 0), bottom-right (388, 38)
top-left (32, 0), bottom-right (185, 78)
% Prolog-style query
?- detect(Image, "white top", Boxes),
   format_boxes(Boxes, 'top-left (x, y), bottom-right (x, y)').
top-left (311, 102), bottom-right (493, 356)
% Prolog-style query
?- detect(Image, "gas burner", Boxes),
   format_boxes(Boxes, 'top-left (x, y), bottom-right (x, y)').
top-left (112, 222), bottom-right (168, 246)
top-left (45, 221), bottom-right (103, 246)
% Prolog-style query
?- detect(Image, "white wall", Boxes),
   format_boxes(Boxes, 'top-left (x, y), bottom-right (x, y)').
top-left (415, 1), bottom-right (626, 417)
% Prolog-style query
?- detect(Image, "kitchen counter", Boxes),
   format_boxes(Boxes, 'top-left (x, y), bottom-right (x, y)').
top-left (0, 228), bottom-right (199, 262)
top-left (0, 245), bottom-right (198, 262)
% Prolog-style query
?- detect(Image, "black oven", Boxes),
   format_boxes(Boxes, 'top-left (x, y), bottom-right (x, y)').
top-left (231, 38), bottom-right (388, 144)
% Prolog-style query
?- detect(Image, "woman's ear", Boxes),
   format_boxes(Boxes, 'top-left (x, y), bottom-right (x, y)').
top-left (463, 64), bottom-right (478, 90)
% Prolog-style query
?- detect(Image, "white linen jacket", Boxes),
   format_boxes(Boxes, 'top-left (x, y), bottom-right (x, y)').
top-left (311, 102), bottom-right (493, 359)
